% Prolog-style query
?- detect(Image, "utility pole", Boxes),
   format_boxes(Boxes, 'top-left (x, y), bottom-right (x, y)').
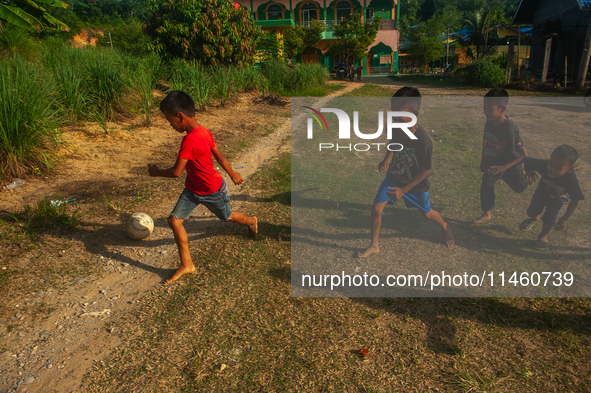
top-left (446, 20), bottom-right (450, 68)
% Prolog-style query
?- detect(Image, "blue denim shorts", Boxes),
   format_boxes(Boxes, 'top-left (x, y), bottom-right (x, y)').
top-left (373, 177), bottom-right (432, 214)
top-left (170, 179), bottom-right (231, 220)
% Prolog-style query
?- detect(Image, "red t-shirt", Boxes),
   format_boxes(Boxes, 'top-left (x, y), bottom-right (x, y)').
top-left (178, 126), bottom-right (223, 195)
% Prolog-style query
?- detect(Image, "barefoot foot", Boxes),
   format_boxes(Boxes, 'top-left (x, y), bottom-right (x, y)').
top-left (358, 245), bottom-right (379, 258)
top-left (248, 216), bottom-right (258, 238)
top-left (442, 225), bottom-right (455, 248)
top-left (473, 212), bottom-right (492, 224)
top-left (165, 265), bottom-right (196, 284)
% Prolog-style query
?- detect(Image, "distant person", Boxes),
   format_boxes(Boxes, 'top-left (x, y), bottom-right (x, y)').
top-left (356, 64), bottom-right (363, 81)
top-left (489, 145), bottom-right (584, 250)
top-left (473, 87), bottom-right (530, 224)
top-left (148, 91), bottom-right (257, 283)
top-left (358, 87), bottom-right (454, 258)
top-left (348, 65), bottom-right (355, 81)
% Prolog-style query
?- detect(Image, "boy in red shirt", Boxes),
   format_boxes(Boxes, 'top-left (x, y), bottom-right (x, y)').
top-left (148, 91), bottom-right (257, 283)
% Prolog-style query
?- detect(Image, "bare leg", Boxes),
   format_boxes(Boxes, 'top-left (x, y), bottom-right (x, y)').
top-left (358, 202), bottom-right (388, 258)
top-left (227, 211), bottom-right (257, 238)
top-left (473, 210), bottom-right (492, 224)
top-left (166, 216), bottom-right (196, 283)
top-left (537, 222), bottom-right (553, 243)
top-left (423, 209), bottom-right (455, 248)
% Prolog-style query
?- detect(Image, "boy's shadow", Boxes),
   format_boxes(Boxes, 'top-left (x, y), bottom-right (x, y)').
top-left (354, 296), bottom-right (591, 355)
top-left (289, 194), bottom-right (590, 262)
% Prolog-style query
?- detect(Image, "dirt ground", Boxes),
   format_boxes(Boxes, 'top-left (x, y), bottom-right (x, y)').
top-left (1, 79), bottom-right (589, 392)
top-left (0, 81), bottom-right (368, 393)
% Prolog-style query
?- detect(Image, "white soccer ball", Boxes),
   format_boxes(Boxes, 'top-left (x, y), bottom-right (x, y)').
top-left (126, 212), bottom-right (154, 240)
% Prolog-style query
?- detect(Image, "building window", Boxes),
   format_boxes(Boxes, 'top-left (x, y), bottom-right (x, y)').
top-left (336, 1), bottom-right (351, 21)
top-left (267, 4), bottom-right (283, 20)
top-left (365, 8), bottom-right (374, 21)
top-left (302, 2), bottom-right (317, 24)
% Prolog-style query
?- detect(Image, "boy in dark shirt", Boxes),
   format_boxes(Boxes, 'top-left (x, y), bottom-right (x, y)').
top-left (148, 91), bottom-right (257, 283)
top-left (489, 145), bottom-right (584, 250)
top-left (474, 87), bottom-right (530, 224)
top-left (358, 87), bottom-right (454, 258)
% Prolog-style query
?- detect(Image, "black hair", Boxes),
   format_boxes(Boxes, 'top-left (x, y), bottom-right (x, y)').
top-left (484, 87), bottom-right (509, 107)
top-left (551, 144), bottom-right (579, 166)
top-left (160, 90), bottom-right (196, 117)
top-left (391, 86), bottom-right (421, 110)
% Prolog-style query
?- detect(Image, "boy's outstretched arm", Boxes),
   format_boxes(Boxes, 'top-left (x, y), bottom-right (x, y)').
top-left (387, 169), bottom-right (431, 200)
top-left (556, 200), bottom-right (579, 231)
top-left (148, 158), bottom-right (188, 178)
top-left (488, 156), bottom-right (525, 176)
top-left (517, 147), bottom-right (537, 183)
top-left (212, 146), bottom-right (243, 185)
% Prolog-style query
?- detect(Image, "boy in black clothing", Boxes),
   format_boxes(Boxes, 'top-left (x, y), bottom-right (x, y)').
top-left (474, 87), bottom-right (531, 224)
top-left (358, 87), bottom-right (454, 258)
top-left (489, 145), bottom-right (584, 250)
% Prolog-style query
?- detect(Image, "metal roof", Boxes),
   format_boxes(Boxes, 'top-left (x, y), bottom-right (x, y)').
top-left (514, 0), bottom-right (591, 25)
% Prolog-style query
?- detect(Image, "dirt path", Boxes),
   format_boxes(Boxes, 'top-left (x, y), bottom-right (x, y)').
top-left (0, 79), bottom-right (372, 392)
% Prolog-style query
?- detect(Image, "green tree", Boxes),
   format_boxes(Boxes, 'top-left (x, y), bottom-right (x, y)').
top-left (283, 20), bottom-right (324, 58)
top-left (0, 0), bottom-right (69, 31)
top-left (460, 8), bottom-right (495, 60)
top-left (400, 0), bottom-right (420, 37)
top-left (325, 13), bottom-right (381, 65)
top-left (145, 0), bottom-right (261, 65)
top-left (438, 3), bottom-right (461, 66)
top-left (256, 31), bottom-right (284, 62)
top-left (407, 15), bottom-right (444, 71)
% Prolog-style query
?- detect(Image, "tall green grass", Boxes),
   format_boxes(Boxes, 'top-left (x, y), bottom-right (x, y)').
top-left (260, 61), bottom-right (328, 93)
top-left (0, 33), bottom-right (329, 180)
top-left (133, 54), bottom-right (163, 124)
top-left (0, 25), bottom-right (39, 60)
top-left (0, 56), bottom-right (62, 179)
top-left (85, 52), bottom-right (129, 123)
top-left (170, 59), bottom-right (213, 111)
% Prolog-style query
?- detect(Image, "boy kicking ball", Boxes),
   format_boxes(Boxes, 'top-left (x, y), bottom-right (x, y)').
top-left (489, 145), bottom-right (584, 250)
top-left (148, 91), bottom-right (257, 283)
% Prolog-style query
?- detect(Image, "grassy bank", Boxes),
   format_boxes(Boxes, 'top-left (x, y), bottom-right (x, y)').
top-left (0, 36), bottom-right (329, 182)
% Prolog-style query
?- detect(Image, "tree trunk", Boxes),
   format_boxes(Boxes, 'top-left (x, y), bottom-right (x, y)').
top-left (541, 38), bottom-right (552, 84)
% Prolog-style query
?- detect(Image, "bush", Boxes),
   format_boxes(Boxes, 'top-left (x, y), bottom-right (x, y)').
top-left (463, 59), bottom-right (505, 87)
top-left (0, 57), bottom-right (62, 180)
top-left (260, 61), bottom-right (328, 93)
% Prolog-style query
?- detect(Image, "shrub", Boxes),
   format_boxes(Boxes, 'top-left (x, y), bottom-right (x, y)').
top-left (0, 56), bottom-right (62, 180)
top-left (463, 59), bottom-right (505, 87)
